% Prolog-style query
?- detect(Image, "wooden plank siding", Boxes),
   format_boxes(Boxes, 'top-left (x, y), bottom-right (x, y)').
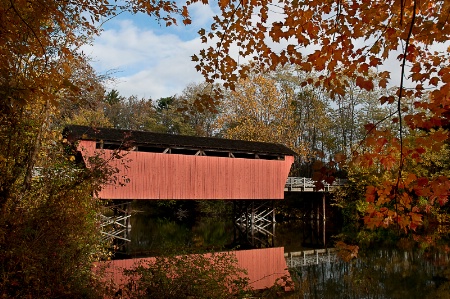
top-left (97, 247), bottom-right (290, 292)
top-left (78, 140), bottom-right (294, 200)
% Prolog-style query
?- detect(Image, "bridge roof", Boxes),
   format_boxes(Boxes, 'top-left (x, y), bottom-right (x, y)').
top-left (64, 125), bottom-right (297, 156)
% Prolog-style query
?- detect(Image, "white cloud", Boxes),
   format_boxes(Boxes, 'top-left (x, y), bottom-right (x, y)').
top-left (81, 18), bottom-right (206, 100)
top-left (187, 2), bottom-right (216, 28)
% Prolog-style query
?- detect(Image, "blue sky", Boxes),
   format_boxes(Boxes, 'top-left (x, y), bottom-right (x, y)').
top-left (81, 3), bottom-right (217, 100)
top-left (81, 3), bottom-right (448, 101)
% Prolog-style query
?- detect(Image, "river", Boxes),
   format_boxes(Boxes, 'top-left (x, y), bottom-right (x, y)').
top-left (111, 200), bottom-right (450, 298)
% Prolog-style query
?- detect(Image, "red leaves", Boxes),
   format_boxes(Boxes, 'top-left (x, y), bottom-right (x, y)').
top-left (430, 130), bottom-right (449, 143)
top-left (365, 186), bottom-right (376, 203)
top-left (307, 50), bottom-right (327, 71)
top-left (218, 0), bottom-right (230, 9)
top-left (429, 77), bottom-right (440, 86)
top-left (187, 0), bottom-right (450, 240)
top-left (364, 123), bottom-right (376, 132)
top-left (355, 76), bottom-right (374, 91)
top-left (380, 95), bottom-right (396, 104)
top-left (362, 172), bottom-right (450, 233)
top-left (417, 177), bottom-right (428, 187)
top-left (335, 241), bottom-right (359, 262)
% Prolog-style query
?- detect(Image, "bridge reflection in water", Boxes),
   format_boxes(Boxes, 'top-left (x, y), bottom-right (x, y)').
top-left (98, 247), bottom-right (291, 292)
top-left (99, 247), bottom-right (341, 293)
top-left (285, 248), bottom-right (338, 268)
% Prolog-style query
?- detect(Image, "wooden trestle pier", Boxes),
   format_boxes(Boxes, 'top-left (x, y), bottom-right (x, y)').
top-left (64, 125), bottom-right (344, 248)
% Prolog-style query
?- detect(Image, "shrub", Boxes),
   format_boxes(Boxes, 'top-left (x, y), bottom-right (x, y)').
top-left (121, 252), bottom-right (250, 299)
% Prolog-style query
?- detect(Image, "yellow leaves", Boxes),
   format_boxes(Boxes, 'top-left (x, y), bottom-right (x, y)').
top-left (217, 70), bottom-right (309, 158)
top-left (334, 153), bottom-right (346, 163)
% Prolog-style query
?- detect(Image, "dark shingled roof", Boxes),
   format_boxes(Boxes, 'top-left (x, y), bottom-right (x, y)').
top-left (64, 125), bottom-right (297, 156)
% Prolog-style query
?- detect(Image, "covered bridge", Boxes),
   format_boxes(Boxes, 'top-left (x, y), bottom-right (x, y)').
top-left (64, 125), bottom-right (295, 201)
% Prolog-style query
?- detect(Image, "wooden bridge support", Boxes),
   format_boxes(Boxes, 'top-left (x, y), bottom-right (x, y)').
top-left (100, 200), bottom-right (132, 250)
top-left (233, 201), bottom-right (276, 248)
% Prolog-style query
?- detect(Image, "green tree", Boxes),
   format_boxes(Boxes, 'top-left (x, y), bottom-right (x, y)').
top-left (104, 95), bottom-right (160, 131)
top-left (104, 89), bottom-right (123, 106)
top-left (176, 82), bottom-right (220, 137)
top-left (154, 96), bottom-right (196, 135)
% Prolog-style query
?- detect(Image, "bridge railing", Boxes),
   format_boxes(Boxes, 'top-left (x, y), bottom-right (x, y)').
top-left (285, 248), bottom-right (338, 268)
top-left (285, 177), bottom-right (347, 192)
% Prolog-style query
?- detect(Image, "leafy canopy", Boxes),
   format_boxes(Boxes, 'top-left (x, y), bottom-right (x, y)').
top-left (191, 0), bottom-right (450, 235)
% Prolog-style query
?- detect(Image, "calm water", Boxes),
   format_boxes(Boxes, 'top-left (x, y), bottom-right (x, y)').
top-left (124, 208), bottom-right (337, 257)
top-left (292, 248), bottom-right (450, 299)
top-left (118, 201), bottom-right (450, 298)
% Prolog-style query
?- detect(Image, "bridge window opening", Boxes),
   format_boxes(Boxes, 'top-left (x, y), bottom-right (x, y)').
top-left (195, 150), bottom-right (206, 156)
top-left (258, 154), bottom-right (283, 160)
top-left (232, 152), bottom-right (259, 159)
top-left (170, 148), bottom-right (199, 155)
top-left (137, 146), bottom-right (167, 153)
top-left (95, 142), bottom-right (285, 161)
top-left (96, 142), bottom-right (122, 150)
top-left (204, 150), bottom-right (231, 158)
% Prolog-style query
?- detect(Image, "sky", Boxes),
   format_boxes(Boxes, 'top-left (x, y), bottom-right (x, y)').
top-left (81, 3), bottom-right (217, 100)
top-left (82, 3), bottom-right (402, 102)
top-left (81, 3), bottom-right (448, 101)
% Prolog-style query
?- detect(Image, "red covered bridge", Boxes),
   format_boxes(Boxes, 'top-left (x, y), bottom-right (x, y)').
top-left (97, 247), bottom-right (290, 292)
top-left (64, 125), bottom-right (295, 201)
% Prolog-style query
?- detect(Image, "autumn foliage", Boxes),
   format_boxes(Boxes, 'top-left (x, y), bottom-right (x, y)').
top-left (1, 0), bottom-right (450, 295)
top-left (217, 71), bottom-right (309, 158)
top-left (0, 0), bottom-right (190, 297)
top-left (191, 0), bottom-right (450, 235)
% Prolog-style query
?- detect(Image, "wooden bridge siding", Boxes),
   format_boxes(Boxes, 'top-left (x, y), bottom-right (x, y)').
top-left (78, 141), bottom-right (293, 200)
top-left (97, 247), bottom-right (289, 291)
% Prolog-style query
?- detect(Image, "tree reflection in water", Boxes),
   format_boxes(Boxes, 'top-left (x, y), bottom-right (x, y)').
top-left (126, 213), bottom-right (235, 257)
top-left (291, 248), bottom-right (450, 299)
top-left (121, 202), bottom-right (449, 298)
